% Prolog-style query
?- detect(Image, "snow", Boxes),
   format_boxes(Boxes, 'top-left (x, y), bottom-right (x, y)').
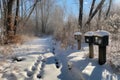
top-left (84, 30), bottom-right (110, 37)
top-left (74, 32), bottom-right (82, 35)
top-left (0, 36), bottom-right (119, 80)
top-left (82, 63), bottom-right (95, 76)
top-left (94, 30), bottom-right (110, 37)
top-left (0, 28), bottom-right (2, 32)
top-left (85, 31), bottom-right (94, 36)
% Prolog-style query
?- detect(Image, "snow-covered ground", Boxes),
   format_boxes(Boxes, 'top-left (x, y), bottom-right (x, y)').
top-left (0, 36), bottom-right (120, 80)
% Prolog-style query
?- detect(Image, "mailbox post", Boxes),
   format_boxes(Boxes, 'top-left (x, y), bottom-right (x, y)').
top-left (74, 32), bottom-right (82, 50)
top-left (85, 31), bottom-right (94, 58)
top-left (93, 30), bottom-right (109, 65)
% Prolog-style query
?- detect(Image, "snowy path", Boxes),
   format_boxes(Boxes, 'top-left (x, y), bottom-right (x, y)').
top-left (54, 42), bottom-right (120, 80)
top-left (1, 36), bottom-right (120, 80)
top-left (41, 53), bottom-right (61, 80)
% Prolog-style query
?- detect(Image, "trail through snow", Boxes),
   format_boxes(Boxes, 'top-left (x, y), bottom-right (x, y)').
top-left (1, 36), bottom-right (120, 80)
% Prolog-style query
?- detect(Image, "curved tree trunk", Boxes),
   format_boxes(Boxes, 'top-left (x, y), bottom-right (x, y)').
top-left (85, 0), bottom-right (106, 31)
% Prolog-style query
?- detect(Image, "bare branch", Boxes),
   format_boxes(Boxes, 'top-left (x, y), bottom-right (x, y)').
top-left (85, 0), bottom-right (106, 25)
top-left (89, 0), bottom-right (96, 17)
top-left (105, 0), bottom-right (112, 19)
top-left (23, 0), bottom-right (38, 26)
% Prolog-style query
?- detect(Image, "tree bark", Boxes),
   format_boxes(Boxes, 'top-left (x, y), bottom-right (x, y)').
top-left (14, 0), bottom-right (19, 35)
top-left (7, 0), bottom-right (14, 35)
top-left (78, 0), bottom-right (83, 30)
top-left (2, 0), bottom-right (7, 30)
top-left (105, 0), bottom-right (112, 19)
top-left (89, 0), bottom-right (96, 17)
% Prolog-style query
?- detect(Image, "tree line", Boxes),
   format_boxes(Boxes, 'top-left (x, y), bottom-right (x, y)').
top-left (0, 0), bottom-right (113, 44)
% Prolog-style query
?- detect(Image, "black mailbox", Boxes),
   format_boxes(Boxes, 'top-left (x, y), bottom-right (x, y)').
top-left (93, 36), bottom-right (109, 46)
top-left (93, 30), bottom-right (109, 46)
top-left (74, 32), bottom-right (82, 40)
top-left (84, 31), bottom-right (94, 58)
top-left (85, 31), bottom-right (94, 43)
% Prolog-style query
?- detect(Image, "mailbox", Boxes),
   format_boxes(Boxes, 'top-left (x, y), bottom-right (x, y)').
top-left (93, 30), bottom-right (109, 46)
top-left (74, 32), bottom-right (82, 50)
top-left (93, 30), bottom-right (110, 65)
top-left (85, 31), bottom-right (94, 43)
top-left (93, 36), bottom-right (108, 46)
top-left (84, 31), bottom-right (94, 58)
top-left (74, 32), bottom-right (82, 40)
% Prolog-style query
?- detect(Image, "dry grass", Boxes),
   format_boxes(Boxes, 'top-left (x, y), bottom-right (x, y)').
top-left (4, 34), bottom-right (22, 44)
top-left (20, 35), bottom-right (37, 42)
top-left (4, 34), bottom-right (37, 45)
top-left (106, 34), bottom-right (120, 73)
top-left (0, 45), bottom-right (13, 60)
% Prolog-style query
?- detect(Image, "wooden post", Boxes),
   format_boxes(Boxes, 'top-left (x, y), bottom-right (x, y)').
top-left (77, 40), bottom-right (81, 50)
top-left (98, 46), bottom-right (106, 65)
top-left (89, 43), bottom-right (94, 58)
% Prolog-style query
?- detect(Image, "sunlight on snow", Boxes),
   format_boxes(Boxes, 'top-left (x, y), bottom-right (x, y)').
top-left (82, 63), bottom-right (95, 76)
top-left (68, 52), bottom-right (87, 61)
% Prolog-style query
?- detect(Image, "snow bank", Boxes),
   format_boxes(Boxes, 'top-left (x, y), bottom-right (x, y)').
top-left (84, 30), bottom-right (110, 37)
top-left (74, 32), bottom-right (82, 35)
top-left (94, 30), bottom-right (110, 37)
top-left (85, 31), bottom-right (94, 36)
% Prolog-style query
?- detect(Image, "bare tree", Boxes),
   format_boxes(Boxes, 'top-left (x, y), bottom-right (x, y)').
top-left (89, 0), bottom-right (96, 18)
top-left (96, 0), bottom-right (112, 30)
top-left (6, 0), bottom-right (15, 35)
top-left (35, 2), bottom-right (39, 35)
top-left (105, 0), bottom-right (112, 19)
top-left (23, 0), bottom-right (38, 26)
top-left (39, 0), bottom-right (55, 34)
top-left (88, 0), bottom-right (96, 30)
top-left (14, 0), bottom-right (19, 35)
top-left (78, 0), bottom-right (83, 30)
top-left (85, 0), bottom-right (106, 25)
top-left (78, 0), bottom-right (106, 31)
top-left (97, 7), bottom-right (102, 30)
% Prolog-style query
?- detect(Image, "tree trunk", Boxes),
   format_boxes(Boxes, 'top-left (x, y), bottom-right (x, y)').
top-left (89, 0), bottom-right (96, 17)
top-left (23, 0), bottom-right (38, 26)
top-left (6, 0), bottom-right (14, 43)
top-left (35, 3), bottom-right (39, 35)
top-left (88, 0), bottom-right (96, 30)
top-left (2, 0), bottom-right (7, 30)
top-left (78, 0), bottom-right (83, 31)
top-left (105, 0), bottom-right (112, 19)
top-left (41, 0), bottom-right (46, 34)
top-left (7, 0), bottom-right (14, 34)
top-left (97, 8), bottom-right (102, 30)
top-left (14, 0), bottom-right (19, 35)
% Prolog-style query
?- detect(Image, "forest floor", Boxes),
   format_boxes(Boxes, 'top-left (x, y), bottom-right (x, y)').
top-left (0, 36), bottom-right (120, 80)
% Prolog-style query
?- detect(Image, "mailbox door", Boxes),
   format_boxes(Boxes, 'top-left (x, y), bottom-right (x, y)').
top-left (93, 36), bottom-right (109, 46)
top-left (102, 36), bottom-right (109, 46)
top-left (93, 36), bottom-right (101, 45)
top-left (77, 35), bottom-right (81, 40)
top-left (85, 36), bottom-right (93, 43)
top-left (74, 35), bottom-right (77, 40)
top-left (74, 35), bottom-right (81, 40)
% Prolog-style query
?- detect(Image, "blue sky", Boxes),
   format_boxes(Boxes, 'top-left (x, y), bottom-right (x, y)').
top-left (57, 0), bottom-right (120, 17)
